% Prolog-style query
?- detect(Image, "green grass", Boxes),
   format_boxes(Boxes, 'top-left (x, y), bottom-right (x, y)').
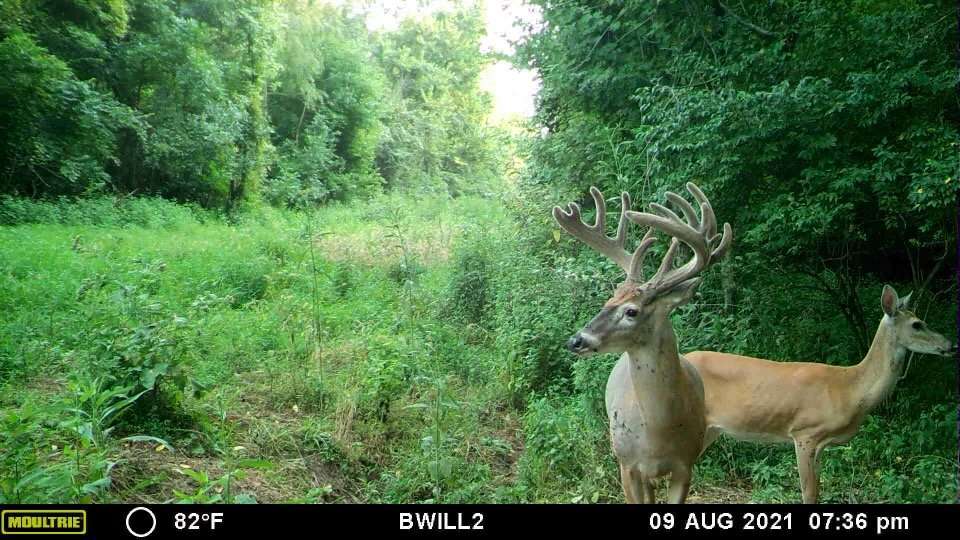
top-left (0, 193), bottom-right (520, 503)
top-left (0, 194), bottom-right (955, 503)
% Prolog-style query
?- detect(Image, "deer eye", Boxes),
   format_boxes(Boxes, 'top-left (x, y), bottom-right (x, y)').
top-left (912, 321), bottom-right (924, 330)
top-left (625, 308), bottom-right (638, 318)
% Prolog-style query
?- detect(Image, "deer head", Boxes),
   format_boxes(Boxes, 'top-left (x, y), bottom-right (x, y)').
top-left (554, 183), bottom-right (732, 355)
top-left (880, 285), bottom-right (955, 356)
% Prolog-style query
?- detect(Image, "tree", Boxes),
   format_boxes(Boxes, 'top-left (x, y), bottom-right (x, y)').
top-left (0, 1), bottom-right (135, 196)
top-left (517, 0), bottom-right (958, 356)
top-left (263, 1), bottom-right (384, 207)
top-left (373, 3), bottom-right (502, 196)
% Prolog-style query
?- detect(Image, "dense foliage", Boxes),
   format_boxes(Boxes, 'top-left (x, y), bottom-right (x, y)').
top-left (0, 0), bottom-right (501, 208)
top-left (507, 0), bottom-right (958, 501)
top-left (1, 0), bottom-right (956, 505)
top-left (373, 6), bottom-right (504, 196)
top-left (516, 0), bottom-right (958, 354)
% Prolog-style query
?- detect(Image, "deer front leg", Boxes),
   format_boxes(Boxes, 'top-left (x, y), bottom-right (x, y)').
top-left (666, 466), bottom-right (692, 503)
top-left (619, 462), bottom-right (643, 503)
top-left (794, 438), bottom-right (822, 503)
top-left (640, 474), bottom-right (655, 503)
top-left (631, 468), bottom-right (656, 503)
top-left (619, 463), bottom-right (657, 504)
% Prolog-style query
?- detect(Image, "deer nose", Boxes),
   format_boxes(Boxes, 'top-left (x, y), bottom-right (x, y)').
top-left (567, 334), bottom-right (585, 352)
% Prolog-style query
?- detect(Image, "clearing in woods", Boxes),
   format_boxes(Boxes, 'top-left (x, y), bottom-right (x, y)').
top-left (1, 193), bottom-right (761, 503)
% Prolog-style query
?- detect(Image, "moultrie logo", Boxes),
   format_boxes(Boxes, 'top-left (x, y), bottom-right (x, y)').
top-left (1, 509), bottom-right (87, 535)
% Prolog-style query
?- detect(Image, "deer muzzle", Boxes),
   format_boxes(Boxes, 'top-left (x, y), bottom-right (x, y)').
top-left (566, 332), bottom-right (599, 355)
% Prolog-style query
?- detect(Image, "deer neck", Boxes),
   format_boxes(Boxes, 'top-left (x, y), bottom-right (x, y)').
top-left (624, 316), bottom-right (685, 423)
top-left (851, 317), bottom-right (906, 413)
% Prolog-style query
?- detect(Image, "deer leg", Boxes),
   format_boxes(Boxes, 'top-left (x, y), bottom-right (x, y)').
top-left (794, 438), bottom-right (822, 503)
top-left (666, 466), bottom-right (692, 504)
top-left (639, 474), bottom-right (655, 503)
top-left (619, 462), bottom-right (642, 504)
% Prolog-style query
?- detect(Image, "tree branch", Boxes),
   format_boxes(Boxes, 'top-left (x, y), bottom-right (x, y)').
top-left (718, 1), bottom-right (777, 38)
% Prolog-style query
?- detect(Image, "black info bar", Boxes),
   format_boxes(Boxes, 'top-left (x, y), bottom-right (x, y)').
top-left (0, 504), bottom-right (952, 538)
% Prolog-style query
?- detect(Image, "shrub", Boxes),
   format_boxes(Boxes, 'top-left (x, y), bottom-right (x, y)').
top-left (215, 257), bottom-right (274, 307)
top-left (489, 240), bottom-right (612, 405)
top-left (356, 337), bottom-right (414, 422)
top-left (331, 262), bottom-right (355, 298)
top-left (446, 231), bottom-right (493, 326)
top-left (516, 397), bottom-right (617, 502)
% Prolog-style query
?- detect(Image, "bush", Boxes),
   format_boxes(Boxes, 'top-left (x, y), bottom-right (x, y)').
top-left (331, 262), bottom-right (355, 298)
top-left (0, 195), bottom-right (204, 227)
top-left (213, 257), bottom-right (275, 307)
top-left (516, 397), bottom-right (618, 502)
top-left (356, 336), bottom-right (414, 422)
top-left (0, 400), bottom-right (116, 504)
top-left (0, 31), bottom-right (133, 198)
top-left (488, 223), bottom-right (614, 405)
top-left (446, 231), bottom-right (493, 326)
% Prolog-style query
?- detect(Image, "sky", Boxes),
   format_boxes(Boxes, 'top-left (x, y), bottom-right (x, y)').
top-left (359, 0), bottom-right (542, 124)
top-left (477, 1), bottom-right (541, 123)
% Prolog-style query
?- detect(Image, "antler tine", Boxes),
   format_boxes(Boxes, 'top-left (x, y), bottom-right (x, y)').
top-left (688, 182), bottom-right (732, 259)
top-left (687, 182), bottom-right (717, 237)
top-left (595, 187), bottom-right (634, 249)
top-left (628, 228), bottom-right (658, 281)
top-left (625, 182), bottom-right (732, 297)
top-left (665, 191), bottom-right (700, 229)
top-left (590, 186), bottom-right (607, 231)
top-left (649, 201), bottom-right (685, 224)
top-left (712, 222), bottom-right (733, 259)
top-left (615, 191), bottom-right (631, 246)
top-left (552, 186), bottom-right (634, 273)
top-left (653, 237), bottom-right (681, 282)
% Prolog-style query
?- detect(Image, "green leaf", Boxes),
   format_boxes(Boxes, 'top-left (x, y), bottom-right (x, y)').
top-left (140, 363), bottom-right (169, 390)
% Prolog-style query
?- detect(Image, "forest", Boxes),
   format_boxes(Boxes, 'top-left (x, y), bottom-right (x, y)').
top-left (0, 0), bottom-right (957, 504)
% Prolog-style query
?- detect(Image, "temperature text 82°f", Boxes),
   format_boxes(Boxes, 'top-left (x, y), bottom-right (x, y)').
top-left (174, 512), bottom-right (224, 531)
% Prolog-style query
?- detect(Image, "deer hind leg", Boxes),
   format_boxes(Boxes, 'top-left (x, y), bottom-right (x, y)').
top-left (666, 466), bottom-right (692, 504)
top-left (794, 438), bottom-right (823, 503)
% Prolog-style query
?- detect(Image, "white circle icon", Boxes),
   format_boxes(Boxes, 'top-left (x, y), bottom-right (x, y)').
top-left (125, 507), bottom-right (157, 538)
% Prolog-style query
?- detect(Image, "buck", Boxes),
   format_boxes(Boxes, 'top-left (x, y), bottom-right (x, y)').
top-left (686, 285), bottom-right (956, 503)
top-left (554, 183), bottom-right (731, 503)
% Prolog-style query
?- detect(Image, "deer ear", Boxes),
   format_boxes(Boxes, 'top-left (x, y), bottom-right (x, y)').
top-left (659, 278), bottom-right (702, 310)
top-left (897, 291), bottom-right (913, 310)
top-left (881, 285), bottom-right (899, 317)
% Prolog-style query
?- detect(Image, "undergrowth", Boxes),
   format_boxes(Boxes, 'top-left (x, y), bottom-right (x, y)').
top-left (1, 193), bottom-right (955, 503)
